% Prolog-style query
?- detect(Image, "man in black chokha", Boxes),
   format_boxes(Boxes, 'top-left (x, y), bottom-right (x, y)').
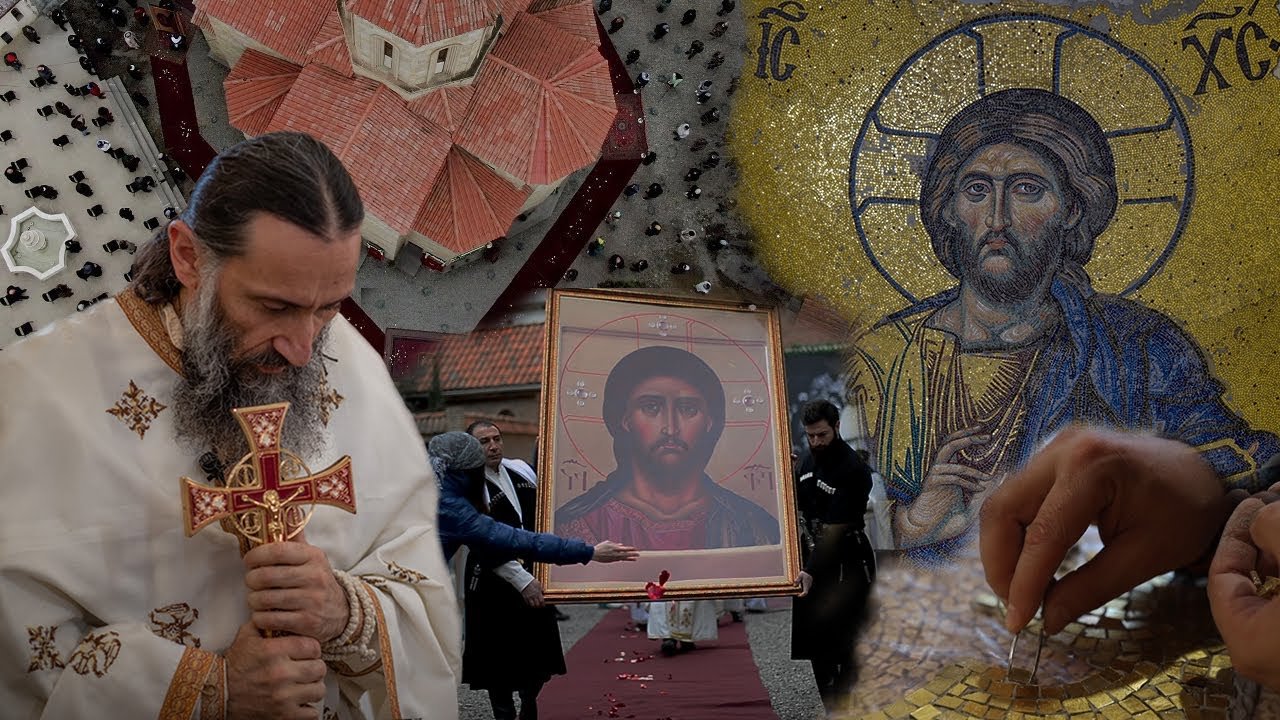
top-left (791, 399), bottom-right (876, 716)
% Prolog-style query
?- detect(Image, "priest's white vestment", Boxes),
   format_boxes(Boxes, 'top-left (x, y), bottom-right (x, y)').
top-left (646, 600), bottom-right (719, 643)
top-left (0, 291), bottom-right (461, 719)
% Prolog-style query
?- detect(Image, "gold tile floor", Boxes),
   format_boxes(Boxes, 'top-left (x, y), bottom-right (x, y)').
top-left (838, 537), bottom-right (1238, 719)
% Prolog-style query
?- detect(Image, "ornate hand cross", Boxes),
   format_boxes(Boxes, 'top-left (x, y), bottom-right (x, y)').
top-left (181, 402), bottom-right (356, 548)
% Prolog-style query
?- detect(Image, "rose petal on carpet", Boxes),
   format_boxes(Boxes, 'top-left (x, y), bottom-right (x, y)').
top-left (540, 608), bottom-right (778, 719)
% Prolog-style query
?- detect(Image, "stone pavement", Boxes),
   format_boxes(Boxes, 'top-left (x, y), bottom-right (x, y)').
top-left (560, 0), bottom-right (784, 305)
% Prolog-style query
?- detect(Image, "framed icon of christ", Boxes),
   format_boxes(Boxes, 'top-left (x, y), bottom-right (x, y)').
top-left (535, 288), bottom-right (801, 602)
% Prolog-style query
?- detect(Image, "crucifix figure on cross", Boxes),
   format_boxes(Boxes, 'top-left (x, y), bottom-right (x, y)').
top-left (181, 402), bottom-right (356, 549)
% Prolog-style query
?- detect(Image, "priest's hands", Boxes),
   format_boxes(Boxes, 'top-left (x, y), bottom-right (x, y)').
top-left (592, 540), bottom-right (640, 563)
top-left (225, 621), bottom-right (326, 720)
top-left (980, 426), bottom-right (1228, 636)
top-left (244, 541), bottom-right (349, 643)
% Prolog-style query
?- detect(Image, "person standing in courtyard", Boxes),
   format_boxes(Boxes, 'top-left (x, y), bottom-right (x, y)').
top-left (792, 400), bottom-right (876, 717)
top-left (461, 421), bottom-right (568, 720)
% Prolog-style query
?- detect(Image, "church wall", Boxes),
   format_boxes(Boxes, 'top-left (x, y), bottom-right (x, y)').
top-left (406, 232), bottom-right (461, 267)
top-left (362, 213), bottom-right (407, 259)
top-left (419, 28), bottom-right (490, 86)
top-left (519, 180), bottom-right (562, 213)
top-left (447, 396), bottom-right (540, 425)
top-left (348, 16), bottom-right (491, 93)
top-left (200, 16), bottom-right (277, 69)
top-left (444, 396), bottom-right (541, 462)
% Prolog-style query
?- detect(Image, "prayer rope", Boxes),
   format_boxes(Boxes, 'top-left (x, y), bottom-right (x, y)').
top-left (321, 570), bottom-right (378, 663)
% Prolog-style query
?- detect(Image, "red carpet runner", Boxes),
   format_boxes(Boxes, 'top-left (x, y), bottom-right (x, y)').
top-left (149, 54), bottom-right (217, 181)
top-left (540, 609), bottom-right (778, 720)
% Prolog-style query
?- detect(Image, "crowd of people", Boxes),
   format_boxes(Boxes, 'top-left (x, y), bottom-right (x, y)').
top-left (573, 0), bottom-right (743, 285)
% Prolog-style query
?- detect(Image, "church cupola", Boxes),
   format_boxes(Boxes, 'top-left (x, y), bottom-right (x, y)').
top-left (344, 0), bottom-right (500, 93)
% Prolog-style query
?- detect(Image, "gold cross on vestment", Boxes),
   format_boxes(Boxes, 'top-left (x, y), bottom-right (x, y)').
top-left (181, 402), bottom-right (356, 548)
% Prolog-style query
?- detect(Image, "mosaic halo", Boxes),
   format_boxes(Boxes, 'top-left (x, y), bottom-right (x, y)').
top-left (849, 13), bottom-right (1193, 303)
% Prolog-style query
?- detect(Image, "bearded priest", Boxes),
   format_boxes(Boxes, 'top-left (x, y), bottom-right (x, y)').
top-left (0, 132), bottom-right (460, 719)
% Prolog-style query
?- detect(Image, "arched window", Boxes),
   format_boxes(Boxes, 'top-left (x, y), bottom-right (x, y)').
top-left (434, 47), bottom-right (449, 74)
top-left (382, 40), bottom-right (394, 69)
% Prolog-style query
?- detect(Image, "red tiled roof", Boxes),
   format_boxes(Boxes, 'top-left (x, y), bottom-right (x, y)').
top-left (496, 0), bottom-right (532, 18)
top-left (223, 50), bottom-right (302, 137)
top-left (307, 9), bottom-right (353, 77)
top-left (203, 0), bottom-right (615, 257)
top-left (525, 0), bottom-right (599, 43)
top-left (455, 12), bottom-right (615, 184)
top-left (196, 0), bottom-right (331, 65)
top-left (406, 84), bottom-right (475, 134)
top-left (525, 0), bottom-right (588, 11)
top-left (266, 63), bottom-right (453, 235)
top-left (415, 411), bottom-right (540, 437)
top-left (413, 147), bottom-right (531, 254)
top-left (405, 323), bottom-right (546, 393)
top-left (346, 0), bottom-right (499, 46)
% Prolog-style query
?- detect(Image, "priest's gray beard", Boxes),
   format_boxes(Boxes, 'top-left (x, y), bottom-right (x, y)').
top-left (171, 276), bottom-right (330, 470)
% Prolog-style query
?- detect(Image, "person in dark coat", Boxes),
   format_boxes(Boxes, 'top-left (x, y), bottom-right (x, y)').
top-left (461, 422), bottom-right (569, 720)
top-left (429, 432), bottom-right (638, 565)
top-left (791, 400), bottom-right (875, 717)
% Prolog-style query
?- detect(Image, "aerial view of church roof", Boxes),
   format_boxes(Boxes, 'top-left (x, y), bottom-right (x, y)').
top-left (195, 0), bottom-right (616, 264)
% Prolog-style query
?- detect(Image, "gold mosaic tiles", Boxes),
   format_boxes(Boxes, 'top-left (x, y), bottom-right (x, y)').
top-left (834, 539), bottom-right (1239, 719)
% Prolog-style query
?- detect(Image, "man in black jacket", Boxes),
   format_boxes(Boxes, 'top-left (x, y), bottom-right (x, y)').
top-left (792, 400), bottom-right (875, 716)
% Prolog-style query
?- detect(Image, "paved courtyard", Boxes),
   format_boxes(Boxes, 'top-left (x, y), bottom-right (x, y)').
top-left (0, 8), bottom-right (181, 350)
top-left (559, 0), bottom-right (776, 300)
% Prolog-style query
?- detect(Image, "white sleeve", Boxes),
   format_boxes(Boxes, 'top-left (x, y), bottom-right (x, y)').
top-left (493, 561), bottom-right (536, 591)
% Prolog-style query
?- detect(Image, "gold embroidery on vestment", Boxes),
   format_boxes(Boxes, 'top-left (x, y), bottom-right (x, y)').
top-left (366, 581), bottom-right (399, 716)
top-left (149, 602), bottom-right (201, 647)
top-left (26, 625), bottom-right (64, 672)
top-left (318, 367), bottom-right (344, 426)
top-left (385, 560), bottom-right (428, 584)
top-left (115, 290), bottom-right (183, 375)
top-left (159, 645), bottom-right (217, 720)
top-left (68, 630), bottom-right (122, 677)
top-left (106, 380), bottom-right (168, 439)
top-left (197, 655), bottom-right (225, 720)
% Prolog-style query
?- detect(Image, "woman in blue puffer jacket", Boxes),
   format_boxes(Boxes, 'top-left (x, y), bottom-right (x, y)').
top-left (429, 431), bottom-right (638, 565)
